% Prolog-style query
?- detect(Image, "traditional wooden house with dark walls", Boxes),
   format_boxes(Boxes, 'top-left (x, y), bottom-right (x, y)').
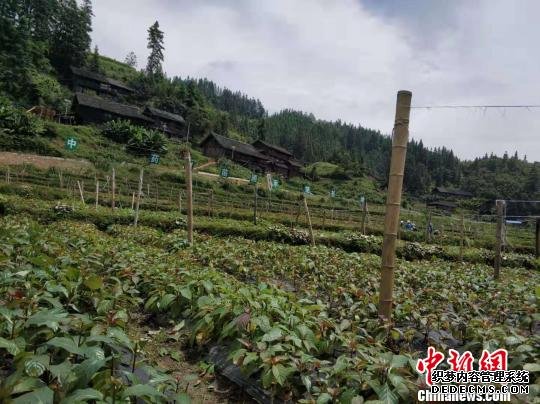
top-left (199, 133), bottom-right (271, 173)
top-left (252, 139), bottom-right (303, 177)
top-left (143, 106), bottom-right (185, 138)
top-left (432, 186), bottom-right (473, 199)
top-left (72, 93), bottom-right (153, 126)
top-left (70, 66), bottom-right (135, 98)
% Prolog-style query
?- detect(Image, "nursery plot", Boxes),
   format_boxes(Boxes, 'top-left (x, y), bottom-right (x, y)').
top-left (0, 216), bottom-right (537, 403)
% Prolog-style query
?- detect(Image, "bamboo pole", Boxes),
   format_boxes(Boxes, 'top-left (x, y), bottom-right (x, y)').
top-left (426, 209), bottom-right (432, 243)
top-left (185, 150), bottom-right (194, 245)
top-left (303, 195), bottom-right (315, 246)
top-left (378, 90), bottom-right (412, 321)
top-left (534, 218), bottom-right (540, 258)
top-left (111, 167), bottom-right (116, 209)
top-left (178, 191), bottom-right (182, 214)
top-left (494, 200), bottom-right (505, 280)
top-left (133, 168), bottom-right (144, 227)
top-left (459, 213), bottom-right (465, 261)
top-left (253, 184), bottom-right (258, 225)
top-left (95, 180), bottom-right (99, 209)
top-left (131, 192), bottom-right (135, 210)
top-left (77, 180), bottom-right (85, 205)
top-left (362, 201), bottom-right (368, 235)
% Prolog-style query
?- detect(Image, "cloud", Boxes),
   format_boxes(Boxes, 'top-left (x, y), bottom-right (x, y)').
top-left (91, 0), bottom-right (540, 161)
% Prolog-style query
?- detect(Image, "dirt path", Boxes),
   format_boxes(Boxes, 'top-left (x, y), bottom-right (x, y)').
top-left (0, 151), bottom-right (93, 171)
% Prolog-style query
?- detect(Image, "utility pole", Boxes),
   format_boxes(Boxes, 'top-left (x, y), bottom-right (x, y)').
top-left (494, 200), bottom-right (505, 280)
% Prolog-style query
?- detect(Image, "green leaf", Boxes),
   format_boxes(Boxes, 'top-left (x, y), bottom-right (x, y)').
top-left (83, 275), bottom-right (103, 290)
top-left (25, 360), bottom-right (47, 377)
top-left (316, 393), bottom-right (332, 404)
top-left (11, 377), bottom-right (46, 395)
top-left (13, 386), bottom-right (54, 404)
top-left (175, 392), bottom-right (191, 404)
top-left (180, 287), bottom-right (192, 300)
top-left (47, 337), bottom-right (82, 355)
top-left (26, 308), bottom-right (68, 331)
top-left (0, 336), bottom-right (22, 356)
top-left (523, 363), bottom-right (540, 372)
top-left (121, 384), bottom-right (164, 399)
top-left (61, 388), bottom-right (104, 403)
top-left (262, 327), bottom-right (282, 342)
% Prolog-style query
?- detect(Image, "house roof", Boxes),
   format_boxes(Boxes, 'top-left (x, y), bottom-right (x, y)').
top-left (427, 200), bottom-right (457, 208)
top-left (288, 159), bottom-right (303, 168)
top-left (433, 186), bottom-right (473, 197)
top-left (252, 139), bottom-right (293, 157)
top-left (74, 92), bottom-right (152, 122)
top-left (70, 66), bottom-right (134, 92)
top-left (143, 106), bottom-right (185, 124)
top-left (200, 133), bottom-right (270, 160)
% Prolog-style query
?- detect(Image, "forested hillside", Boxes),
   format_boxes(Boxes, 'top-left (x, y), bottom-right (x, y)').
top-left (0, 0), bottom-right (538, 201)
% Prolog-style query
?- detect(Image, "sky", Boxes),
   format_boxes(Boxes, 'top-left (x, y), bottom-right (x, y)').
top-left (91, 0), bottom-right (540, 162)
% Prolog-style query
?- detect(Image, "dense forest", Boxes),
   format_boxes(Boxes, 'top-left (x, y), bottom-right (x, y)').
top-left (0, 0), bottom-right (538, 201)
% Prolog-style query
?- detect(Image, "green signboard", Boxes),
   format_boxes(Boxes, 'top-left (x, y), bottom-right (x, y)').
top-left (303, 185), bottom-right (311, 194)
top-left (250, 173), bottom-right (258, 184)
top-left (220, 167), bottom-right (229, 178)
top-left (65, 137), bottom-right (78, 150)
top-left (359, 196), bottom-right (365, 206)
top-left (149, 153), bottom-right (160, 164)
top-left (330, 189), bottom-right (336, 198)
top-left (191, 159), bottom-right (196, 169)
top-left (272, 179), bottom-right (279, 189)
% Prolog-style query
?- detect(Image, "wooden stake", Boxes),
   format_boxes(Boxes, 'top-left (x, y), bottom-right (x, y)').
top-left (459, 213), bottom-right (465, 261)
top-left (303, 195), bottom-right (315, 246)
top-left (378, 90), bottom-right (412, 321)
top-left (133, 168), bottom-right (144, 227)
top-left (253, 184), bottom-right (258, 225)
top-left (362, 200), bottom-right (368, 235)
top-left (178, 191), bottom-right (182, 214)
top-left (185, 150), bottom-right (194, 244)
top-left (535, 218), bottom-right (539, 258)
top-left (494, 200), bottom-right (505, 280)
top-left (111, 167), bottom-right (116, 209)
top-left (95, 180), bottom-right (99, 209)
top-left (426, 209), bottom-right (432, 243)
top-left (131, 192), bottom-right (135, 210)
top-left (77, 180), bottom-right (85, 205)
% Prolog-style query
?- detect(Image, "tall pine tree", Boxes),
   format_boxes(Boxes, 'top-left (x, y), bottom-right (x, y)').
top-left (146, 21), bottom-right (164, 77)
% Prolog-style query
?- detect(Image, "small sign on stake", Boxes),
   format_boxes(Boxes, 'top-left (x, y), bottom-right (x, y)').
top-left (359, 195), bottom-right (365, 206)
top-left (303, 184), bottom-right (311, 194)
top-left (65, 137), bottom-right (78, 151)
top-left (149, 153), bottom-right (160, 164)
top-left (220, 167), bottom-right (229, 178)
top-left (250, 173), bottom-right (258, 184)
top-left (272, 179), bottom-right (279, 190)
top-left (330, 189), bottom-right (336, 198)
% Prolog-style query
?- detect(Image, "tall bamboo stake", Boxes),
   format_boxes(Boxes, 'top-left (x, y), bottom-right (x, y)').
top-left (535, 218), bottom-right (539, 258)
top-left (253, 184), bottom-right (258, 225)
top-left (459, 213), bottom-right (465, 261)
top-left (133, 168), bottom-right (144, 227)
top-left (494, 200), bottom-right (505, 280)
top-left (178, 191), bottom-right (182, 214)
top-left (185, 150), bottom-right (194, 245)
top-left (378, 90), bottom-right (412, 321)
top-left (111, 167), bottom-right (116, 209)
top-left (77, 180), bottom-right (85, 205)
top-left (362, 200), bottom-right (368, 235)
top-left (95, 180), bottom-right (99, 209)
top-left (303, 195), bottom-right (315, 246)
top-left (131, 192), bottom-right (135, 210)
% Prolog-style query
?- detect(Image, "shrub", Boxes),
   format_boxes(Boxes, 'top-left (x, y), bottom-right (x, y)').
top-left (0, 96), bottom-right (45, 136)
top-left (102, 119), bottom-right (167, 156)
top-left (29, 70), bottom-right (71, 110)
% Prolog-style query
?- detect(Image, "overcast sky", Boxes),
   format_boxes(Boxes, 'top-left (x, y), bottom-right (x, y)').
top-left (91, 0), bottom-right (540, 162)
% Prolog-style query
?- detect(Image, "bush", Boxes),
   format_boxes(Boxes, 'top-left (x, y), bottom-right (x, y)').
top-left (29, 70), bottom-right (71, 110)
top-left (102, 119), bottom-right (167, 156)
top-left (0, 96), bottom-right (45, 136)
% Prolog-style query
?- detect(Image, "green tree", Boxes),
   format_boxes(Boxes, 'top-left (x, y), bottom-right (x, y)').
top-left (50, 0), bottom-right (92, 76)
top-left (146, 21), bottom-right (164, 77)
top-left (124, 51), bottom-right (137, 68)
top-left (257, 118), bottom-right (266, 141)
top-left (88, 45), bottom-right (101, 72)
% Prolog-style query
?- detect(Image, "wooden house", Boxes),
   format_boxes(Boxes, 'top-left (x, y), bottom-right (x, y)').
top-left (199, 133), bottom-right (271, 173)
top-left (72, 93), bottom-right (153, 126)
top-left (252, 139), bottom-right (303, 177)
top-left (143, 106), bottom-right (185, 138)
top-left (432, 186), bottom-right (473, 199)
top-left (427, 200), bottom-right (457, 213)
top-left (70, 66), bottom-right (134, 98)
